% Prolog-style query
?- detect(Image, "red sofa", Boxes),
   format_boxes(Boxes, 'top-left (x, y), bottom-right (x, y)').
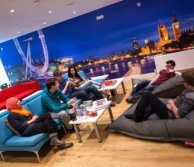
top-left (0, 80), bottom-right (41, 109)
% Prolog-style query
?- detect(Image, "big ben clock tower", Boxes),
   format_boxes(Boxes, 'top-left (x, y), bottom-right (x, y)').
top-left (172, 16), bottom-right (181, 40)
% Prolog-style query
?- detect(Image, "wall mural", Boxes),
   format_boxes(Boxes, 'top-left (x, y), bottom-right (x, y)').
top-left (0, 0), bottom-right (194, 85)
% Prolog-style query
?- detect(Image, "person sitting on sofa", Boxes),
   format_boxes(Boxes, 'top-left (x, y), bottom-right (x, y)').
top-left (6, 97), bottom-right (73, 149)
top-left (53, 69), bottom-right (93, 101)
top-left (125, 70), bottom-right (194, 122)
top-left (41, 78), bottom-right (77, 131)
top-left (126, 60), bottom-right (181, 103)
top-left (68, 66), bottom-right (101, 90)
top-left (58, 66), bottom-right (103, 101)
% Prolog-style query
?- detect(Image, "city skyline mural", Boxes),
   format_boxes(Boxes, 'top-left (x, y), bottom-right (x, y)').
top-left (0, 0), bottom-right (194, 84)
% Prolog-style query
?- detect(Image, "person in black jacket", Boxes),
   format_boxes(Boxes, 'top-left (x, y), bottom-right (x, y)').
top-left (6, 97), bottom-right (73, 149)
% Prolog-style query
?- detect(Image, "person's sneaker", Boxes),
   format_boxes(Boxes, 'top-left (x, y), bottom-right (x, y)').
top-left (57, 142), bottom-right (73, 150)
top-left (126, 95), bottom-right (133, 103)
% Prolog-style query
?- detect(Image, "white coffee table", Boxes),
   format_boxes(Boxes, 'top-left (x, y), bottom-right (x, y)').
top-left (69, 101), bottom-right (113, 143)
top-left (99, 78), bottom-right (126, 103)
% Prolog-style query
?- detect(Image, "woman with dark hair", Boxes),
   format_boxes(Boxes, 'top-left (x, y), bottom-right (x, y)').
top-left (6, 97), bottom-right (73, 149)
top-left (68, 66), bottom-right (101, 89)
top-left (67, 66), bottom-right (103, 100)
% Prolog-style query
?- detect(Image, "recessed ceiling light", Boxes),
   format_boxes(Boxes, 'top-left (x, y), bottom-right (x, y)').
top-left (43, 22), bottom-right (46, 25)
top-left (10, 9), bottom-right (15, 13)
top-left (0, 48), bottom-right (3, 51)
top-left (17, 31), bottom-right (21, 34)
top-left (72, 11), bottom-right (77, 14)
top-left (48, 10), bottom-right (52, 14)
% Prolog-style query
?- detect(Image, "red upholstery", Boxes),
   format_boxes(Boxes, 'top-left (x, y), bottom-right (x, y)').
top-left (0, 81), bottom-right (41, 109)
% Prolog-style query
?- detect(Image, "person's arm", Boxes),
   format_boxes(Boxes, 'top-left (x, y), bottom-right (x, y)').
top-left (149, 74), bottom-right (159, 85)
top-left (175, 71), bottom-right (182, 76)
top-left (62, 80), bottom-right (70, 94)
top-left (167, 100), bottom-right (180, 118)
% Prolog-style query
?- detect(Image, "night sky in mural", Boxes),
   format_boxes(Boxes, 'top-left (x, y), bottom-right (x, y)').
top-left (0, 0), bottom-right (194, 67)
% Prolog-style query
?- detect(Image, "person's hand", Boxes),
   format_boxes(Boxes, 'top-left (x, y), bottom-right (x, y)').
top-left (31, 115), bottom-right (39, 122)
top-left (167, 99), bottom-right (174, 105)
top-left (66, 80), bottom-right (71, 86)
top-left (69, 97), bottom-right (77, 105)
top-left (166, 104), bottom-right (172, 111)
top-left (27, 115), bottom-right (39, 124)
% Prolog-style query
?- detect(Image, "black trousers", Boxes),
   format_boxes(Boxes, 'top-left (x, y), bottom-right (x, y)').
top-left (72, 86), bottom-right (103, 101)
top-left (134, 92), bottom-right (170, 122)
top-left (22, 113), bottom-right (58, 136)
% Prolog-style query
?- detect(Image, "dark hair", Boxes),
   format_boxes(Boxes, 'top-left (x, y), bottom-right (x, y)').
top-left (182, 70), bottom-right (194, 86)
top-left (46, 78), bottom-right (57, 90)
top-left (166, 60), bottom-right (176, 67)
top-left (53, 69), bottom-right (62, 77)
top-left (68, 66), bottom-right (83, 81)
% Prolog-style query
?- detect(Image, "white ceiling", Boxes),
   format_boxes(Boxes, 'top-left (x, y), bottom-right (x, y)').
top-left (0, 0), bottom-right (121, 43)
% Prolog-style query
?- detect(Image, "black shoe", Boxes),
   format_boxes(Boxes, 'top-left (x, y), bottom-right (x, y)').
top-left (67, 128), bottom-right (75, 133)
top-left (110, 103), bottom-right (116, 107)
top-left (124, 114), bottom-right (135, 120)
top-left (57, 142), bottom-right (73, 150)
top-left (126, 95), bottom-right (133, 103)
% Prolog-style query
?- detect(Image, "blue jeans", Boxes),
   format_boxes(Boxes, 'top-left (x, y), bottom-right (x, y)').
top-left (131, 80), bottom-right (155, 97)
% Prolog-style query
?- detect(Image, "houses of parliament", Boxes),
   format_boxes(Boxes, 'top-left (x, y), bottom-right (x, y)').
top-left (139, 16), bottom-right (182, 55)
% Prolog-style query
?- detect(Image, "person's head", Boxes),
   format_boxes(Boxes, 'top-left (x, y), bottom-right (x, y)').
top-left (68, 66), bottom-right (81, 79)
top-left (165, 60), bottom-right (176, 70)
top-left (6, 97), bottom-right (21, 110)
top-left (182, 70), bottom-right (194, 89)
top-left (46, 78), bottom-right (59, 92)
top-left (53, 69), bottom-right (63, 82)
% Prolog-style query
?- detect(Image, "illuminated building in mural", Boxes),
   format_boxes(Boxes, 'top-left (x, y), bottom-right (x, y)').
top-left (172, 16), bottom-right (182, 40)
top-left (131, 38), bottom-right (140, 50)
top-left (141, 16), bottom-right (182, 55)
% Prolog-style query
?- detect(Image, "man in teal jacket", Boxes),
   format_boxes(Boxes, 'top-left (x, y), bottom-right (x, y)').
top-left (41, 78), bottom-right (77, 130)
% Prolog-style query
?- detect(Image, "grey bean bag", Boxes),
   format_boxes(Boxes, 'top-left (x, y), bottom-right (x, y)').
top-left (107, 99), bottom-right (194, 141)
top-left (129, 76), bottom-right (184, 103)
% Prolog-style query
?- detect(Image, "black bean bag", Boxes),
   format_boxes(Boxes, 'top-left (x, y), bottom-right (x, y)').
top-left (107, 99), bottom-right (194, 141)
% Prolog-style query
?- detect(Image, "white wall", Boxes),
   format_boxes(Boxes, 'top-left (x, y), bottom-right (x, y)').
top-left (0, 58), bottom-right (10, 86)
top-left (154, 49), bottom-right (194, 73)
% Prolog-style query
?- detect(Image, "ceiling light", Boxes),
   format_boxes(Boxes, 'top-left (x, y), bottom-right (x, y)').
top-left (0, 48), bottom-right (3, 51)
top-left (72, 11), bottom-right (76, 14)
top-left (17, 31), bottom-right (21, 34)
top-left (10, 9), bottom-right (15, 13)
top-left (43, 22), bottom-right (46, 25)
top-left (48, 10), bottom-right (52, 14)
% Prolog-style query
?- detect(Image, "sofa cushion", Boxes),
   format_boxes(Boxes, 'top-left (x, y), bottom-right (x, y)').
top-left (27, 95), bottom-right (43, 115)
top-left (15, 89), bottom-right (38, 100)
top-left (4, 133), bottom-right (48, 147)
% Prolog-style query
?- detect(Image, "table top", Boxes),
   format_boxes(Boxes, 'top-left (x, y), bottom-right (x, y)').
top-left (69, 101), bottom-right (111, 124)
top-left (90, 74), bottom-right (109, 81)
top-left (98, 78), bottom-right (124, 91)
